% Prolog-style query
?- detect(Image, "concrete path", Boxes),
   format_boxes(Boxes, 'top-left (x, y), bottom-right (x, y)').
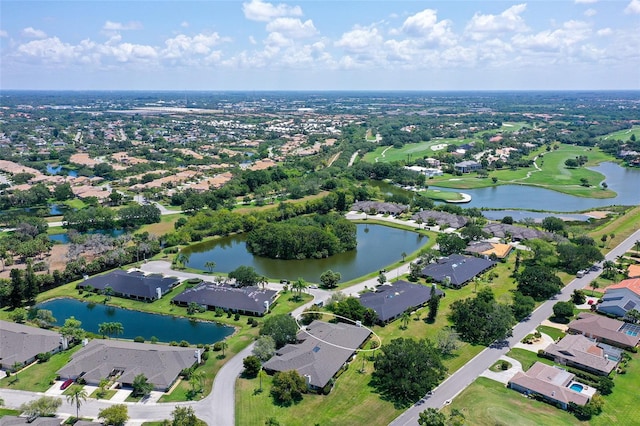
top-left (479, 355), bottom-right (523, 384)
top-left (513, 332), bottom-right (554, 353)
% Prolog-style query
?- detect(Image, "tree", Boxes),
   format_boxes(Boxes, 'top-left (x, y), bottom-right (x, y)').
top-left (60, 316), bottom-right (85, 342)
top-left (9, 268), bottom-right (25, 308)
top-left (243, 355), bottom-right (262, 378)
top-left (377, 271), bottom-right (387, 286)
top-left (10, 307), bottom-right (28, 323)
top-left (291, 278), bottom-right (307, 300)
top-left (253, 335), bottom-right (277, 361)
top-left (418, 408), bottom-right (446, 426)
top-left (553, 301), bottom-right (574, 321)
top-left (229, 265), bottom-right (260, 287)
top-left (516, 266), bottom-right (562, 301)
top-left (400, 311), bottom-right (411, 329)
top-left (449, 288), bottom-right (515, 345)
top-left (132, 374), bottom-right (153, 398)
top-left (54, 183), bottom-right (74, 201)
top-left (170, 406), bottom-right (205, 426)
top-left (435, 327), bottom-right (461, 356)
top-left (189, 370), bottom-right (205, 396)
top-left (98, 322), bottom-right (124, 339)
top-left (66, 386), bottom-right (87, 421)
top-left (541, 216), bottom-right (564, 233)
top-left (175, 251), bottom-right (190, 269)
top-left (572, 289), bottom-right (586, 305)
top-left (330, 297), bottom-right (377, 326)
top-left (260, 314), bottom-right (298, 349)
top-left (427, 285), bottom-right (440, 322)
top-left (372, 338), bottom-right (446, 407)
top-left (98, 404), bottom-right (129, 426)
top-left (204, 261), bottom-right (216, 274)
top-left (401, 251), bottom-right (407, 262)
top-left (511, 291), bottom-right (535, 321)
top-left (590, 279), bottom-right (600, 292)
top-left (34, 309), bottom-right (57, 328)
top-left (436, 233), bottom-right (466, 256)
top-left (270, 370), bottom-right (307, 406)
top-left (320, 270), bottom-right (341, 289)
top-left (20, 396), bottom-right (62, 418)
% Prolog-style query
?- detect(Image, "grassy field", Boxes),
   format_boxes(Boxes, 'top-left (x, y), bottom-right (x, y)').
top-left (506, 348), bottom-right (555, 370)
top-left (0, 408), bottom-right (20, 418)
top-left (589, 205), bottom-right (640, 252)
top-left (442, 377), bottom-right (581, 426)
top-left (600, 126), bottom-right (640, 142)
top-left (536, 325), bottom-right (566, 341)
top-left (362, 138), bottom-right (469, 163)
top-left (139, 213), bottom-right (185, 236)
top-left (0, 345), bottom-right (82, 392)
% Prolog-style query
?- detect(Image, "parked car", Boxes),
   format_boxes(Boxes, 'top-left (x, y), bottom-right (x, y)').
top-left (60, 379), bottom-right (74, 390)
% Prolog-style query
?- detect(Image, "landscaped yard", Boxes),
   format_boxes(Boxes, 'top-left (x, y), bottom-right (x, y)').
top-left (0, 345), bottom-right (82, 392)
top-left (537, 325), bottom-right (566, 342)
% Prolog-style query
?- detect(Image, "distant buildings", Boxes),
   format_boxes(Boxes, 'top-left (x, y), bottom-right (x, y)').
top-left (412, 210), bottom-right (468, 229)
top-left (351, 201), bottom-right (408, 216)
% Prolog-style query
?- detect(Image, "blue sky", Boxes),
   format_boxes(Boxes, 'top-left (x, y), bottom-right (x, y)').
top-left (1, 0), bottom-right (639, 90)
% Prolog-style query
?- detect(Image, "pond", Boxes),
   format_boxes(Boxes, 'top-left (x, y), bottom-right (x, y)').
top-left (49, 229), bottom-right (126, 243)
top-left (47, 163), bottom-right (78, 177)
top-left (183, 224), bottom-right (428, 283)
top-left (481, 210), bottom-right (593, 223)
top-left (38, 298), bottom-right (234, 344)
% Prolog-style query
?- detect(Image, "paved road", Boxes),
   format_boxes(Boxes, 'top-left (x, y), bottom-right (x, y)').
top-left (390, 228), bottom-right (640, 426)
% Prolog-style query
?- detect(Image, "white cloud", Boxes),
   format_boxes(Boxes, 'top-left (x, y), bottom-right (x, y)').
top-left (22, 27), bottom-right (47, 39)
top-left (335, 26), bottom-right (383, 54)
top-left (242, 0), bottom-right (302, 22)
top-left (264, 31), bottom-right (293, 48)
top-left (0, 30), bottom-right (8, 38)
top-left (266, 18), bottom-right (317, 38)
top-left (103, 21), bottom-right (143, 31)
top-left (575, 0), bottom-right (597, 4)
top-left (181, 21), bottom-right (190, 28)
top-left (512, 20), bottom-right (591, 52)
top-left (625, 0), bottom-right (640, 14)
top-left (396, 9), bottom-right (455, 47)
top-left (597, 28), bottom-right (612, 36)
top-left (465, 4), bottom-right (528, 40)
top-left (249, 35), bottom-right (257, 45)
top-left (162, 33), bottom-right (223, 60)
top-left (584, 8), bottom-right (597, 17)
top-left (16, 37), bottom-right (78, 62)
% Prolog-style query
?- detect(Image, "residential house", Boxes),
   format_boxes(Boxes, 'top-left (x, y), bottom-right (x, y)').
top-left (0, 417), bottom-right (61, 426)
top-left (454, 160), bottom-right (481, 173)
top-left (78, 270), bottom-right (179, 302)
top-left (173, 283), bottom-right (279, 316)
top-left (483, 223), bottom-right (557, 241)
top-left (411, 210), bottom-right (468, 229)
top-left (0, 320), bottom-right (63, 370)
top-left (567, 313), bottom-right (640, 349)
top-left (465, 241), bottom-right (513, 259)
top-left (57, 339), bottom-right (198, 392)
top-left (421, 254), bottom-right (496, 288)
top-left (508, 362), bottom-right (592, 410)
top-left (263, 321), bottom-right (371, 391)
top-left (597, 278), bottom-right (640, 318)
top-left (359, 281), bottom-right (444, 324)
top-left (543, 334), bottom-right (618, 376)
top-left (351, 201), bottom-right (408, 216)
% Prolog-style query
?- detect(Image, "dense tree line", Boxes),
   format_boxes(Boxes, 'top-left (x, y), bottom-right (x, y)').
top-left (63, 204), bottom-right (160, 232)
top-left (246, 213), bottom-right (356, 260)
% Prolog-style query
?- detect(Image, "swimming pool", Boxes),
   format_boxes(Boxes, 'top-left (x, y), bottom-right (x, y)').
top-left (569, 383), bottom-right (584, 392)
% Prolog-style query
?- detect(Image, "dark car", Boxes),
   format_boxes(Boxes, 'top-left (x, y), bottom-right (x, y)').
top-left (60, 379), bottom-right (74, 390)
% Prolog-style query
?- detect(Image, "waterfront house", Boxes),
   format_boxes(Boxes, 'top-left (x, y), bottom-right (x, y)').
top-left (351, 201), bottom-right (408, 216)
top-left (78, 270), bottom-right (179, 302)
top-left (454, 160), bottom-right (481, 173)
top-left (172, 282), bottom-right (279, 316)
top-left (57, 339), bottom-right (198, 391)
top-left (0, 320), bottom-right (63, 370)
top-left (411, 210), bottom-right (468, 229)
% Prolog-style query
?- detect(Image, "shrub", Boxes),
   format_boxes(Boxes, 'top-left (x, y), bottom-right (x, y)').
top-left (134, 336), bottom-right (145, 343)
top-left (213, 342), bottom-right (223, 351)
top-left (179, 340), bottom-right (190, 347)
top-left (234, 313), bottom-right (240, 321)
top-left (36, 352), bottom-right (51, 363)
top-left (170, 341), bottom-right (178, 346)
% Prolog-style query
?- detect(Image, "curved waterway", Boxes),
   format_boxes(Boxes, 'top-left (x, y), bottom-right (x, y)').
top-left (183, 224), bottom-right (428, 283)
top-left (38, 298), bottom-right (234, 344)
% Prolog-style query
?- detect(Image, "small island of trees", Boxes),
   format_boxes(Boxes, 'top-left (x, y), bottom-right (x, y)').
top-left (245, 213), bottom-right (357, 260)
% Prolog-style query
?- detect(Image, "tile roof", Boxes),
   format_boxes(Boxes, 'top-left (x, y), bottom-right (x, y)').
top-left (57, 339), bottom-right (197, 390)
top-left (509, 362), bottom-right (589, 406)
top-left (568, 313), bottom-right (640, 348)
top-left (359, 281), bottom-right (443, 322)
top-left (607, 278), bottom-right (640, 297)
top-left (628, 264), bottom-right (640, 278)
top-left (0, 320), bottom-right (62, 366)
top-left (544, 335), bottom-right (617, 375)
top-left (263, 321), bottom-right (370, 389)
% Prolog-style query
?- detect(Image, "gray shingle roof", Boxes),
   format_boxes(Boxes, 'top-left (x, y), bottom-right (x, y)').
top-left (359, 281), bottom-right (443, 322)
top-left (421, 254), bottom-right (495, 287)
top-left (78, 270), bottom-right (178, 300)
top-left (0, 320), bottom-right (62, 367)
top-left (411, 210), bottom-right (468, 229)
top-left (57, 339), bottom-right (198, 391)
top-left (482, 223), bottom-right (557, 241)
top-left (568, 313), bottom-right (640, 348)
top-left (172, 283), bottom-right (278, 315)
top-left (0, 417), bottom-right (61, 426)
top-left (351, 201), bottom-right (408, 215)
top-left (263, 321), bottom-right (371, 389)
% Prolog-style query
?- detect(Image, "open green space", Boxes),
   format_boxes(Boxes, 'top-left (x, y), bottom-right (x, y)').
top-left (536, 325), bottom-right (566, 342)
top-left (89, 388), bottom-right (117, 400)
top-left (442, 377), bottom-right (580, 426)
top-left (0, 345), bottom-right (82, 392)
top-left (0, 408), bottom-right (21, 418)
top-left (506, 348), bottom-right (555, 370)
top-left (599, 126), bottom-right (640, 142)
top-left (362, 138), bottom-right (470, 164)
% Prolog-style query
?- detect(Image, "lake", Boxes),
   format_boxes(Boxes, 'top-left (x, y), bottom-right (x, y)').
top-left (38, 298), bottom-right (234, 344)
top-left (49, 229), bottom-right (126, 243)
top-left (183, 224), bottom-right (428, 283)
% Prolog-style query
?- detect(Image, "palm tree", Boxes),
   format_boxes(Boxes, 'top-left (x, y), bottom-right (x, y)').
top-left (204, 261), bottom-right (216, 274)
top-left (102, 286), bottom-right (114, 301)
top-left (220, 341), bottom-right (228, 357)
top-left (634, 240), bottom-right (640, 254)
top-left (401, 252), bottom-right (407, 262)
top-left (602, 260), bottom-right (616, 278)
top-left (292, 278), bottom-right (307, 300)
top-left (590, 280), bottom-right (600, 292)
top-left (401, 311), bottom-right (410, 330)
top-left (175, 252), bottom-right (190, 270)
top-left (111, 322), bottom-right (124, 339)
top-left (67, 386), bottom-right (88, 420)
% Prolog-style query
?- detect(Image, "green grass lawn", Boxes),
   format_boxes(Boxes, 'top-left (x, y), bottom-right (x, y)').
top-left (442, 377), bottom-right (581, 426)
top-left (591, 352), bottom-right (640, 426)
top-left (536, 325), bottom-right (566, 341)
top-left (506, 348), bottom-right (555, 370)
top-left (362, 138), bottom-right (470, 164)
top-left (0, 408), bottom-right (20, 418)
top-left (0, 345), bottom-right (82, 392)
top-left (89, 388), bottom-right (117, 400)
top-left (599, 125), bottom-right (640, 142)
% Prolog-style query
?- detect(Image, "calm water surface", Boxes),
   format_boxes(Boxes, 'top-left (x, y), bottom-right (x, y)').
top-left (38, 298), bottom-right (234, 344)
top-left (184, 224), bottom-right (428, 282)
